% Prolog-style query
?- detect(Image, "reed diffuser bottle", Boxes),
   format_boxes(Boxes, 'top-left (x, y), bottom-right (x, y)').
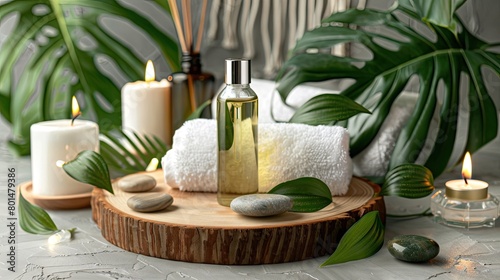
top-left (168, 53), bottom-right (215, 130)
top-left (217, 59), bottom-right (258, 206)
top-left (167, 0), bottom-right (215, 131)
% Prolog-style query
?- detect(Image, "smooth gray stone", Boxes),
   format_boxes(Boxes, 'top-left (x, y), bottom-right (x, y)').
top-left (118, 174), bottom-right (156, 192)
top-left (387, 235), bottom-right (440, 263)
top-left (230, 194), bottom-right (293, 217)
top-left (127, 193), bottom-right (173, 213)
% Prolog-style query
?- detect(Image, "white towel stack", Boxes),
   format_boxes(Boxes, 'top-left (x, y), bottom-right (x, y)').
top-left (248, 79), bottom-right (418, 177)
top-left (162, 119), bottom-right (352, 195)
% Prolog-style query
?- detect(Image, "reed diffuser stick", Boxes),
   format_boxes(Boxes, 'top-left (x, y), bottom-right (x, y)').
top-left (169, 0), bottom-right (212, 113)
top-left (168, 0), bottom-right (188, 53)
top-left (195, 0), bottom-right (208, 53)
top-left (187, 75), bottom-right (197, 112)
top-left (182, 0), bottom-right (193, 52)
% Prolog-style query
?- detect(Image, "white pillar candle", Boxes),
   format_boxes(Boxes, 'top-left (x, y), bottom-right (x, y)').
top-left (30, 119), bottom-right (99, 196)
top-left (121, 60), bottom-right (172, 146)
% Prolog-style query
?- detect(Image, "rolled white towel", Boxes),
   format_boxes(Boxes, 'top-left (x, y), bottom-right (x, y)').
top-left (248, 79), bottom-right (417, 177)
top-left (162, 119), bottom-right (352, 195)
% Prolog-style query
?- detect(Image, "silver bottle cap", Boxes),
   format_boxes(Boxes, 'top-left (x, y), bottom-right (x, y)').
top-left (225, 59), bottom-right (251, 84)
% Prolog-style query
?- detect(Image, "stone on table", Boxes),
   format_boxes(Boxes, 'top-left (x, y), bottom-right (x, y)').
top-left (118, 174), bottom-right (156, 192)
top-left (127, 193), bottom-right (173, 213)
top-left (387, 235), bottom-right (440, 262)
top-left (230, 194), bottom-right (293, 217)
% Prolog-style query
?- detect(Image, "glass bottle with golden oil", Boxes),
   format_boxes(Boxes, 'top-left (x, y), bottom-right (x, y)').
top-left (217, 59), bottom-right (258, 206)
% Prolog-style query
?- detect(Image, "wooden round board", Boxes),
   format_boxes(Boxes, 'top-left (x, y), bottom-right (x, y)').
top-left (19, 181), bottom-right (91, 210)
top-left (92, 170), bottom-right (385, 265)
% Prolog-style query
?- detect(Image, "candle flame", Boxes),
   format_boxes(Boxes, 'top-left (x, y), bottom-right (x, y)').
top-left (145, 60), bottom-right (155, 82)
top-left (145, 158), bottom-right (159, 172)
top-left (71, 96), bottom-right (81, 126)
top-left (462, 152), bottom-right (472, 184)
top-left (72, 96), bottom-right (80, 118)
top-left (56, 160), bottom-right (65, 168)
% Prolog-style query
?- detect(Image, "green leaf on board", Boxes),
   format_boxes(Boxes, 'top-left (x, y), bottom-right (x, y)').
top-left (187, 99), bottom-right (212, 121)
top-left (19, 191), bottom-right (58, 234)
top-left (268, 177), bottom-right (332, 212)
top-left (62, 150), bottom-right (114, 194)
top-left (381, 164), bottom-right (434, 198)
top-left (289, 94), bottom-right (371, 125)
top-left (321, 211), bottom-right (384, 267)
top-left (100, 129), bottom-right (168, 176)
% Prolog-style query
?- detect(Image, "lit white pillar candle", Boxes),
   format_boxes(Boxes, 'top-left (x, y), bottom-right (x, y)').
top-left (122, 60), bottom-right (172, 145)
top-left (30, 97), bottom-right (99, 196)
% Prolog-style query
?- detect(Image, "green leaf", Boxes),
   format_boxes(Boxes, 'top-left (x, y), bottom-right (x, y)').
top-left (218, 101), bottom-right (234, 151)
top-left (403, 0), bottom-right (466, 33)
top-left (0, 0), bottom-right (180, 155)
top-left (381, 164), bottom-right (434, 198)
top-left (276, 54), bottom-right (366, 103)
top-left (321, 211), bottom-right (384, 266)
top-left (268, 177), bottom-right (332, 212)
top-left (62, 150), bottom-right (113, 194)
top-left (99, 129), bottom-right (169, 176)
top-left (187, 99), bottom-right (212, 121)
top-left (277, 6), bottom-right (500, 178)
top-left (19, 191), bottom-right (58, 234)
top-left (7, 140), bottom-right (30, 157)
top-left (289, 94), bottom-right (371, 125)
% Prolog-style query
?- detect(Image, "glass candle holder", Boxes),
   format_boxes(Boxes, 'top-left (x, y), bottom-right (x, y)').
top-left (430, 180), bottom-right (500, 229)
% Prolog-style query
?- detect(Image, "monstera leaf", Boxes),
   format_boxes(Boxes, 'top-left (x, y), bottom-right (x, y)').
top-left (276, 1), bottom-right (500, 177)
top-left (0, 0), bottom-right (180, 155)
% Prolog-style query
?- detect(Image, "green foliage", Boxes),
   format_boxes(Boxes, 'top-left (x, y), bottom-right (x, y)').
top-left (268, 177), bottom-right (332, 212)
top-left (276, 1), bottom-right (500, 177)
top-left (289, 94), bottom-right (371, 125)
top-left (400, 0), bottom-right (466, 32)
top-left (381, 164), bottom-right (434, 198)
top-left (62, 150), bottom-right (113, 194)
top-left (187, 100), bottom-right (212, 121)
top-left (19, 191), bottom-right (58, 234)
top-left (218, 101), bottom-right (234, 151)
top-left (321, 211), bottom-right (385, 266)
top-left (0, 0), bottom-right (180, 155)
top-left (99, 129), bottom-right (168, 176)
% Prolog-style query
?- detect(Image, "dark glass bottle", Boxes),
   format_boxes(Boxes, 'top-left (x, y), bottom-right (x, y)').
top-left (168, 53), bottom-right (215, 132)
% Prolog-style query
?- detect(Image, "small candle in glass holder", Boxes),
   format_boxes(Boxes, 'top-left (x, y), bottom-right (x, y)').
top-left (431, 152), bottom-right (499, 228)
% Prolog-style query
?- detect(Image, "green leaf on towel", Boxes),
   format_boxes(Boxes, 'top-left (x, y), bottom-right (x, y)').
top-left (187, 100), bottom-right (212, 121)
top-left (289, 94), bottom-right (371, 125)
top-left (381, 163), bottom-right (434, 198)
top-left (62, 150), bottom-right (114, 195)
top-left (321, 211), bottom-right (384, 267)
top-left (19, 191), bottom-right (58, 234)
top-left (268, 177), bottom-right (332, 212)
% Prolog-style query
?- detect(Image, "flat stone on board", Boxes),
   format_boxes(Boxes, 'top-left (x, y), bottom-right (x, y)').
top-left (127, 193), bottom-right (173, 213)
top-left (230, 194), bottom-right (293, 217)
top-left (387, 235), bottom-right (440, 262)
top-left (118, 174), bottom-right (156, 192)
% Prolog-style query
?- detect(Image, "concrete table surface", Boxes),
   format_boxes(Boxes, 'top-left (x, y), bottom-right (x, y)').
top-left (1, 119), bottom-right (499, 280)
